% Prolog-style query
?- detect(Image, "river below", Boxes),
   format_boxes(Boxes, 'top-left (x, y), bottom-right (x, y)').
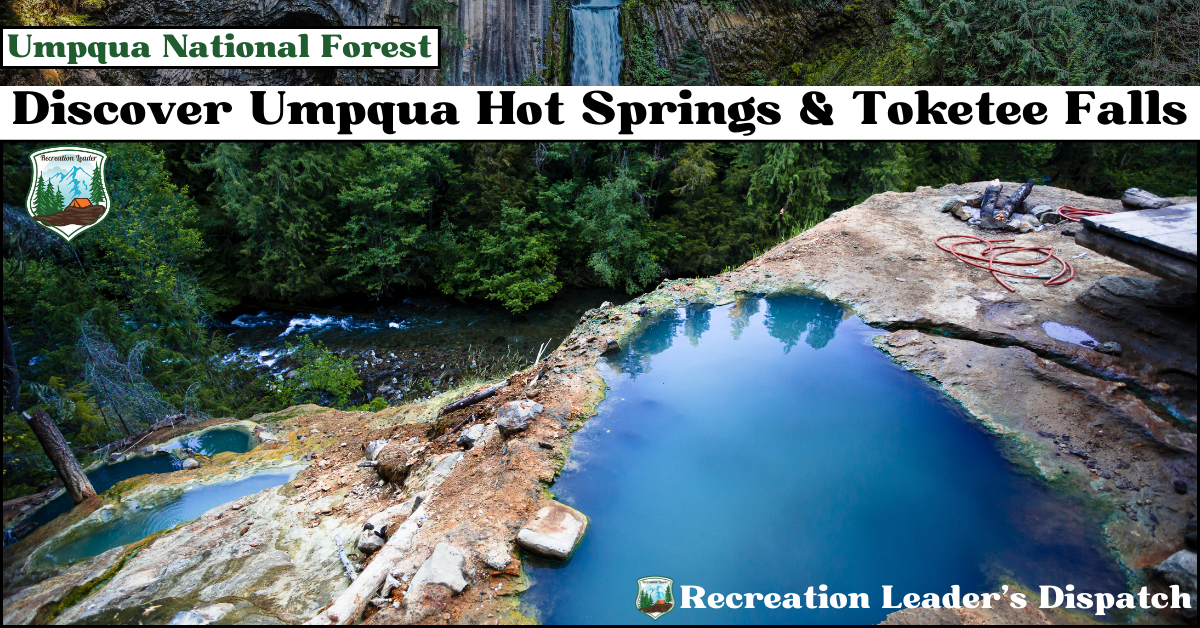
top-left (218, 289), bottom-right (628, 404)
top-left (525, 295), bottom-right (1127, 624)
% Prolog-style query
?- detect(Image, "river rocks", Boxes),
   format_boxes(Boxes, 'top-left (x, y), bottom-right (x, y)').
top-left (516, 501), bottom-right (587, 561)
top-left (167, 602), bottom-right (235, 625)
top-left (496, 400), bottom-right (543, 436)
top-left (180, 458), bottom-right (200, 470)
top-left (456, 424), bottom-right (485, 449)
top-left (404, 543), bottom-right (468, 602)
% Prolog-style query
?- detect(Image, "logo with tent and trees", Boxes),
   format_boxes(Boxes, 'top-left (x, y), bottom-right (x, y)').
top-left (25, 147), bottom-right (111, 241)
top-left (635, 576), bottom-right (675, 620)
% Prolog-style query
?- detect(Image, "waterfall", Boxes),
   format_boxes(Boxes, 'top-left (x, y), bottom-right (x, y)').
top-left (570, 0), bottom-right (624, 86)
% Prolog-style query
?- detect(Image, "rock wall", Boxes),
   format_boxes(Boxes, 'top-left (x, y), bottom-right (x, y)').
top-left (621, 0), bottom-right (896, 85)
top-left (93, 0), bottom-right (562, 86)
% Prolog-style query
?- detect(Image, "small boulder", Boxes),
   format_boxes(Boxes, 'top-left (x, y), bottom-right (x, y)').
top-left (364, 439), bottom-right (389, 461)
top-left (1153, 549), bottom-right (1197, 618)
top-left (496, 400), bottom-right (543, 437)
top-left (357, 528), bottom-right (387, 554)
top-left (1154, 549), bottom-right (1197, 589)
top-left (405, 543), bottom-right (468, 603)
top-left (456, 424), bottom-right (485, 449)
top-left (256, 430), bottom-right (278, 443)
top-left (109, 452), bottom-right (123, 463)
top-left (939, 195), bottom-right (968, 213)
top-left (1096, 341), bottom-right (1122, 356)
top-left (951, 203), bottom-right (978, 222)
top-left (181, 458), bottom-right (200, 470)
top-left (517, 501), bottom-right (588, 561)
top-left (140, 445), bottom-right (155, 456)
top-left (480, 543), bottom-right (513, 572)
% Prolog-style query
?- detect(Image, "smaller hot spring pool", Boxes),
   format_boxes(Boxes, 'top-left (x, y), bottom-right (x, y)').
top-left (39, 467), bottom-right (304, 566)
top-left (7, 427), bottom-right (257, 544)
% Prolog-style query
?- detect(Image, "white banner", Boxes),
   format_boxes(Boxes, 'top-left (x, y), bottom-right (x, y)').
top-left (1, 28), bottom-right (439, 68)
top-left (3, 86), bottom-right (1196, 141)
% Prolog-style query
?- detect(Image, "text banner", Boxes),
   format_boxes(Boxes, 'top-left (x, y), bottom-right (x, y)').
top-left (4, 86), bottom-right (1197, 140)
top-left (1, 28), bottom-right (439, 68)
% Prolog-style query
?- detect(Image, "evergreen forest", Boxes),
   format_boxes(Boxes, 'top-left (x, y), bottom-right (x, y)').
top-left (2, 140), bottom-right (1196, 498)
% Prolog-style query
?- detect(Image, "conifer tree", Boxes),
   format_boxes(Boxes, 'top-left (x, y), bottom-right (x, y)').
top-left (672, 38), bottom-right (711, 85)
top-left (89, 164), bottom-right (106, 205)
top-left (51, 185), bottom-right (66, 213)
top-left (31, 175), bottom-right (46, 214)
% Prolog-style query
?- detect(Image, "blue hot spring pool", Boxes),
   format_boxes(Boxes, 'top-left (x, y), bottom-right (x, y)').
top-left (525, 294), bottom-right (1125, 624)
top-left (9, 427), bottom-right (257, 543)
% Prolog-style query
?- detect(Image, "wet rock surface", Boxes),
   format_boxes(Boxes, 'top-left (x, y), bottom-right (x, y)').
top-left (516, 501), bottom-right (588, 561)
top-left (3, 182), bottom-right (1195, 626)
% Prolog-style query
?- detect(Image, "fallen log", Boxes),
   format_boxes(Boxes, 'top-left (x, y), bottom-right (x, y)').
top-left (995, 179), bottom-right (1036, 222)
top-left (333, 533), bottom-right (358, 582)
top-left (1121, 187), bottom-right (1172, 210)
top-left (439, 380), bottom-right (507, 415)
top-left (979, 180), bottom-right (1003, 222)
top-left (306, 503), bottom-right (429, 624)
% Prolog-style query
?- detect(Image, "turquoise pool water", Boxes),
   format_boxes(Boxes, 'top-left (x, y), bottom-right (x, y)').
top-left (10, 427), bottom-right (257, 543)
top-left (39, 466), bottom-right (303, 566)
top-left (525, 295), bottom-right (1126, 624)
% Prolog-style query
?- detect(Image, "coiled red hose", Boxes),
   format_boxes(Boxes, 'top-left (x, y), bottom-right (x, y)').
top-left (1055, 205), bottom-right (1113, 222)
top-left (935, 234), bottom-right (1075, 292)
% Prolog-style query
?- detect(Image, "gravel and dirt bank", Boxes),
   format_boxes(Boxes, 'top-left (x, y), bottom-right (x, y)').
top-left (2, 183), bottom-right (1194, 625)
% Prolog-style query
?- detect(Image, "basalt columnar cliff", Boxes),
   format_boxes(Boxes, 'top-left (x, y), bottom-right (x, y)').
top-left (5, 0), bottom-right (898, 87)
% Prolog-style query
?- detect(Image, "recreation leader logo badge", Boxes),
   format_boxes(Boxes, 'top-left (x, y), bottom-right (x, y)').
top-left (26, 147), bottom-right (111, 241)
top-left (636, 576), bottom-right (675, 620)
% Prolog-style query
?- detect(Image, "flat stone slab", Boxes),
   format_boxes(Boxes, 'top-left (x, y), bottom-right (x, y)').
top-left (1083, 204), bottom-right (1197, 261)
top-left (517, 501), bottom-right (587, 561)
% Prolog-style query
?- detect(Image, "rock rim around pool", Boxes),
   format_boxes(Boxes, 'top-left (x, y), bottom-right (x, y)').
top-left (517, 500), bottom-right (588, 561)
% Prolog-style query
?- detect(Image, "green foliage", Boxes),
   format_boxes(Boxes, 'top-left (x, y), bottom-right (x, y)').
top-left (894, 0), bottom-right (1181, 85)
top-left (347, 396), bottom-right (389, 412)
top-left (277, 335), bottom-right (362, 408)
top-left (672, 38), bottom-right (711, 85)
top-left (333, 143), bottom-right (456, 298)
top-left (88, 164), bottom-right (106, 205)
top-left (623, 21), bottom-right (672, 86)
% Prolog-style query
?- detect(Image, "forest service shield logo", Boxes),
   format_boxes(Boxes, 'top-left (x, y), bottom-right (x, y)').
top-left (26, 147), bottom-right (110, 241)
top-left (635, 576), bottom-right (675, 620)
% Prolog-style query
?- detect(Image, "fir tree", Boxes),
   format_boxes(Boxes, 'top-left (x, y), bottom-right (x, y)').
top-left (672, 38), bottom-right (711, 85)
top-left (31, 175), bottom-right (46, 214)
top-left (89, 164), bottom-right (106, 205)
top-left (51, 185), bottom-right (66, 213)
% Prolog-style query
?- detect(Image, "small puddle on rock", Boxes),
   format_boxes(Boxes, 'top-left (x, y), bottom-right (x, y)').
top-left (1041, 321), bottom-right (1098, 347)
top-left (526, 295), bottom-right (1126, 624)
top-left (7, 427), bottom-right (257, 544)
top-left (41, 466), bottom-right (304, 566)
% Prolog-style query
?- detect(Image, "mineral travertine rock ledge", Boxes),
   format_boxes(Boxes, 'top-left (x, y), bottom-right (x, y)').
top-left (2, 183), bottom-right (1195, 625)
